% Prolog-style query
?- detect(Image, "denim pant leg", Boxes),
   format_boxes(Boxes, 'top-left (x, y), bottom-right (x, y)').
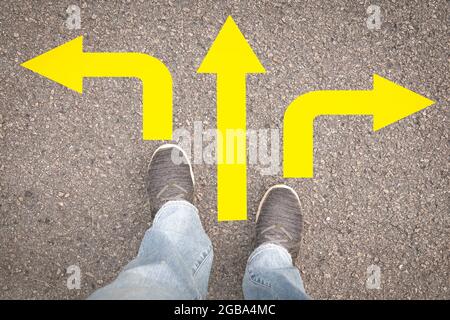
top-left (243, 243), bottom-right (310, 300)
top-left (88, 200), bottom-right (213, 300)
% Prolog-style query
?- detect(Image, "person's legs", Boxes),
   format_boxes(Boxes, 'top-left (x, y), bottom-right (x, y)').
top-left (243, 243), bottom-right (308, 299)
top-left (243, 185), bottom-right (310, 300)
top-left (89, 144), bottom-right (213, 300)
top-left (89, 200), bottom-right (212, 300)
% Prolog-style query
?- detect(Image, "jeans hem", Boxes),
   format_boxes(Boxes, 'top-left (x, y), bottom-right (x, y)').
top-left (247, 242), bottom-right (292, 265)
top-left (153, 200), bottom-right (198, 224)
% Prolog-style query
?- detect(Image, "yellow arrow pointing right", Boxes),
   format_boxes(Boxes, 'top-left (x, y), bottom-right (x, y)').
top-left (283, 74), bottom-right (435, 178)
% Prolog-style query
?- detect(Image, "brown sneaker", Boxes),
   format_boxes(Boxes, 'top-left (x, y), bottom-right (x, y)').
top-left (147, 144), bottom-right (194, 216)
top-left (255, 185), bottom-right (303, 259)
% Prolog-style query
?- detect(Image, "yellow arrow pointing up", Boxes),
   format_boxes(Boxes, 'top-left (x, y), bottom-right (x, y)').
top-left (283, 74), bottom-right (435, 178)
top-left (198, 16), bottom-right (265, 221)
top-left (21, 36), bottom-right (172, 140)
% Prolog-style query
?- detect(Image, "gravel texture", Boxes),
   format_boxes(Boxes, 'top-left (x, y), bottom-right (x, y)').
top-left (0, 0), bottom-right (448, 299)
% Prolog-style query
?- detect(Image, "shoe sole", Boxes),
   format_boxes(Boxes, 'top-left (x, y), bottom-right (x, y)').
top-left (255, 184), bottom-right (301, 222)
top-left (148, 143), bottom-right (195, 187)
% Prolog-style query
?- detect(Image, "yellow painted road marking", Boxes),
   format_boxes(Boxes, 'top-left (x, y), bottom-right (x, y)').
top-left (198, 16), bottom-right (265, 221)
top-left (21, 36), bottom-right (172, 140)
top-left (283, 74), bottom-right (435, 178)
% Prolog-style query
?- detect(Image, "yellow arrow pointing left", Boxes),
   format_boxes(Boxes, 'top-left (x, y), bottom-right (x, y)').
top-left (21, 36), bottom-right (172, 140)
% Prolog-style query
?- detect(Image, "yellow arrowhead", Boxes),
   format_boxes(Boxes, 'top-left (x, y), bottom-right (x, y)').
top-left (21, 36), bottom-right (84, 93)
top-left (372, 74), bottom-right (435, 131)
top-left (197, 16), bottom-right (265, 74)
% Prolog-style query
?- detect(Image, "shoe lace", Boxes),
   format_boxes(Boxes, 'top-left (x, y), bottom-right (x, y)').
top-left (156, 183), bottom-right (188, 202)
top-left (260, 224), bottom-right (299, 251)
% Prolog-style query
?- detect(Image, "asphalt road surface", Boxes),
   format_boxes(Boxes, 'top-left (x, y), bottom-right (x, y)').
top-left (0, 0), bottom-right (448, 299)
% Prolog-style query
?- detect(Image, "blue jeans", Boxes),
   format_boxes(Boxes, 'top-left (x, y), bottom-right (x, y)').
top-left (88, 200), bottom-right (309, 300)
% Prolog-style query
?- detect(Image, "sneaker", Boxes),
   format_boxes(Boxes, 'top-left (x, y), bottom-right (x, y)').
top-left (147, 144), bottom-right (194, 215)
top-left (255, 185), bottom-right (303, 259)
